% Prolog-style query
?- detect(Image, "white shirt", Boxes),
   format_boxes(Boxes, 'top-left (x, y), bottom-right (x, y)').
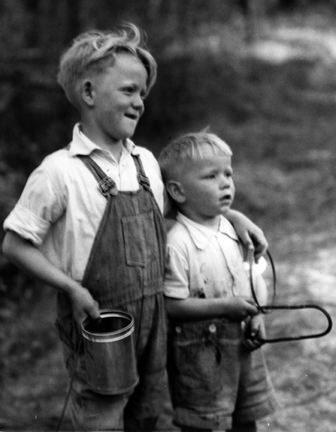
top-left (3, 124), bottom-right (164, 282)
top-left (164, 213), bottom-right (265, 300)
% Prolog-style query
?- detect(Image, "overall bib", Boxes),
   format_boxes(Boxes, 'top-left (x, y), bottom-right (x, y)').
top-left (57, 153), bottom-right (167, 431)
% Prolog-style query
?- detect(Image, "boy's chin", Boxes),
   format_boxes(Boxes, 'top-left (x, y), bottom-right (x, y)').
top-left (220, 207), bottom-right (231, 216)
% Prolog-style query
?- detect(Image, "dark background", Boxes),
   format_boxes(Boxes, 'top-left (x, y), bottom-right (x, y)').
top-left (2, 1), bottom-right (336, 430)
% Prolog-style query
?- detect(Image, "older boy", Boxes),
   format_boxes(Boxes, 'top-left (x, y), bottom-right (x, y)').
top-left (3, 26), bottom-right (269, 431)
top-left (159, 131), bottom-right (278, 432)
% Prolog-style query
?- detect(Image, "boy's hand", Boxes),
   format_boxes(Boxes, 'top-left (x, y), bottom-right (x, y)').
top-left (241, 225), bottom-right (268, 263)
top-left (244, 314), bottom-right (266, 350)
top-left (69, 285), bottom-right (101, 327)
top-left (226, 210), bottom-right (268, 262)
top-left (224, 297), bottom-right (259, 321)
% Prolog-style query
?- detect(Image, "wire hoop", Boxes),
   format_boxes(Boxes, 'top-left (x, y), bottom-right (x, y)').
top-left (248, 251), bottom-right (333, 343)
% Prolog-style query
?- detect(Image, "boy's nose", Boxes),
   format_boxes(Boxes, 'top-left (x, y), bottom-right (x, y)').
top-left (220, 176), bottom-right (230, 188)
top-left (133, 94), bottom-right (144, 110)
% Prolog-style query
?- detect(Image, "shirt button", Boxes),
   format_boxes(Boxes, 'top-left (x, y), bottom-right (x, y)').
top-left (175, 326), bottom-right (182, 334)
top-left (209, 323), bottom-right (216, 333)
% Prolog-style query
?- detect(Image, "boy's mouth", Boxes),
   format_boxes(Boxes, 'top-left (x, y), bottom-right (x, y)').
top-left (220, 194), bottom-right (232, 203)
top-left (125, 113), bottom-right (138, 121)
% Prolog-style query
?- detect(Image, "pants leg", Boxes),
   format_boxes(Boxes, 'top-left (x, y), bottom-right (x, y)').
top-left (122, 295), bottom-right (169, 431)
top-left (63, 342), bottom-right (131, 431)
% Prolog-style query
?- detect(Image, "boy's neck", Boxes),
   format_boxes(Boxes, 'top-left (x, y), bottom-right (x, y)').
top-left (81, 123), bottom-right (124, 162)
top-left (179, 210), bottom-right (220, 232)
top-left (96, 140), bottom-right (124, 162)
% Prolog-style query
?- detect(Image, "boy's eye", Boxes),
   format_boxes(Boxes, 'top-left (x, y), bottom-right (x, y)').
top-left (123, 87), bottom-right (147, 100)
top-left (205, 173), bottom-right (216, 179)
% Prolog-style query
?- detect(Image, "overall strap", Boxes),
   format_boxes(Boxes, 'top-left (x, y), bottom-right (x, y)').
top-left (77, 155), bottom-right (118, 197)
top-left (132, 153), bottom-right (152, 192)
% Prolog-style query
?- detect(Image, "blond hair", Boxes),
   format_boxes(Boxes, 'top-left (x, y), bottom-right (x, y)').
top-left (57, 23), bottom-right (157, 108)
top-left (159, 130), bottom-right (232, 184)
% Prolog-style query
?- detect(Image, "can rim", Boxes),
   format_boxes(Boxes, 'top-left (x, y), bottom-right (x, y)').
top-left (81, 309), bottom-right (134, 338)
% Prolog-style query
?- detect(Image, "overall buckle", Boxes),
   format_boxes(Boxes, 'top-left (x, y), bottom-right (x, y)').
top-left (99, 176), bottom-right (118, 197)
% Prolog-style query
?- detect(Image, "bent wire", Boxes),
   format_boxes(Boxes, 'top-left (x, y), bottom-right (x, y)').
top-left (248, 250), bottom-right (333, 343)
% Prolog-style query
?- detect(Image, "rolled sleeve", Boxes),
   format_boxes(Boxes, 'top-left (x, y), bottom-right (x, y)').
top-left (4, 204), bottom-right (50, 246)
top-left (163, 245), bottom-right (190, 299)
top-left (3, 164), bottom-right (65, 247)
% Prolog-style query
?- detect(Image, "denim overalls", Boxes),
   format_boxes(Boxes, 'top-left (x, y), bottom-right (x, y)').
top-left (56, 152), bottom-right (167, 431)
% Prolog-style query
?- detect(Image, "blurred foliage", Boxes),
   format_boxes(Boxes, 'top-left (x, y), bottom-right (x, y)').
top-left (1, 0), bottom-right (336, 291)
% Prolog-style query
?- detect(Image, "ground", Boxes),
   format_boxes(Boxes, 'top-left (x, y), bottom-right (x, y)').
top-left (258, 217), bottom-right (336, 432)
top-left (1, 214), bottom-right (336, 432)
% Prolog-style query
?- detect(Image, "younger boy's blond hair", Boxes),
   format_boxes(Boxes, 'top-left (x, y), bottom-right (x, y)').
top-left (159, 130), bottom-right (232, 185)
top-left (57, 23), bottom-right (157, 109)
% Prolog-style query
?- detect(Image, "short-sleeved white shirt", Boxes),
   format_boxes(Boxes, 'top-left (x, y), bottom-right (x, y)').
top-left (164, 213), bottom-right (264, 300)
top-left (3, 123), bottom-right (164, 282)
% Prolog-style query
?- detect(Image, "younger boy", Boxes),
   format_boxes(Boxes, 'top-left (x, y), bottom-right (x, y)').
top-left (159, 132), bottom-right (278, 432)
top-left (3, 25), bottom-right (269, 431)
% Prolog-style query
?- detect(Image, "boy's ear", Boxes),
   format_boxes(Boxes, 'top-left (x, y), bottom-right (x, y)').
top-left (81, 79), bottom-right (95, 107)
top-left (166, 180), bottom-right (186, 204)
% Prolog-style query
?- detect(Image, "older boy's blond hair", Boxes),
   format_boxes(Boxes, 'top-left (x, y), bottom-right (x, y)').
top-left (57, 23), bottom-right (157, 108)
top-left (159, 130), bottom-right (232, 184)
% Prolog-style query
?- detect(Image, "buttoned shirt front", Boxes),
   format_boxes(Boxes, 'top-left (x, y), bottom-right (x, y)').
top-left (164, 213), bottom-right (265, 300)
top-left (3, 123), bottom-right (164, 282)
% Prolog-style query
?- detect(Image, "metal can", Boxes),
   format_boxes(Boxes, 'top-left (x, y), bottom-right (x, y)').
top-left (81, 310), bottom-right (139, 395)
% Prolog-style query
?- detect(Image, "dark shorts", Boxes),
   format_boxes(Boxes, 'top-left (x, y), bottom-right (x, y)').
top-left (167, 318), bottom-right (279, 430)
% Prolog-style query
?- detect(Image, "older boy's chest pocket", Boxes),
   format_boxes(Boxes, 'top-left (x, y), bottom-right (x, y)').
top-left (122, 211), bottom-right (159, 267)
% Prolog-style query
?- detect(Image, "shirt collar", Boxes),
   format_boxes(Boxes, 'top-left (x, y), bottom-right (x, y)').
top-left (176, 212), bottom-right (239, 250)
top-left (68, 123), bottom-right (139, 157)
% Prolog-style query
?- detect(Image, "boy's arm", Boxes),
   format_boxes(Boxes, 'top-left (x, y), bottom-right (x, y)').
top-left (165, 295), bottom-right (258, 322)
top-left (226, 209), bottom-right (268, 262)
top-left (2, 231), bottom-right (100, 325)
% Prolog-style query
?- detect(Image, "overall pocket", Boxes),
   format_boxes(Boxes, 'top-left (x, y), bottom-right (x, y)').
top-left (122, 211), bottom-right (159, 267)
top-left (170, 324), bottom-right (222, 404)
top-left (168, 320), bottom-right (242, 407)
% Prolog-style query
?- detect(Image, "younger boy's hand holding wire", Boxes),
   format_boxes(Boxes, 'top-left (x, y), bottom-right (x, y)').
top-left (244, 314), bottom-right (266, 350)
